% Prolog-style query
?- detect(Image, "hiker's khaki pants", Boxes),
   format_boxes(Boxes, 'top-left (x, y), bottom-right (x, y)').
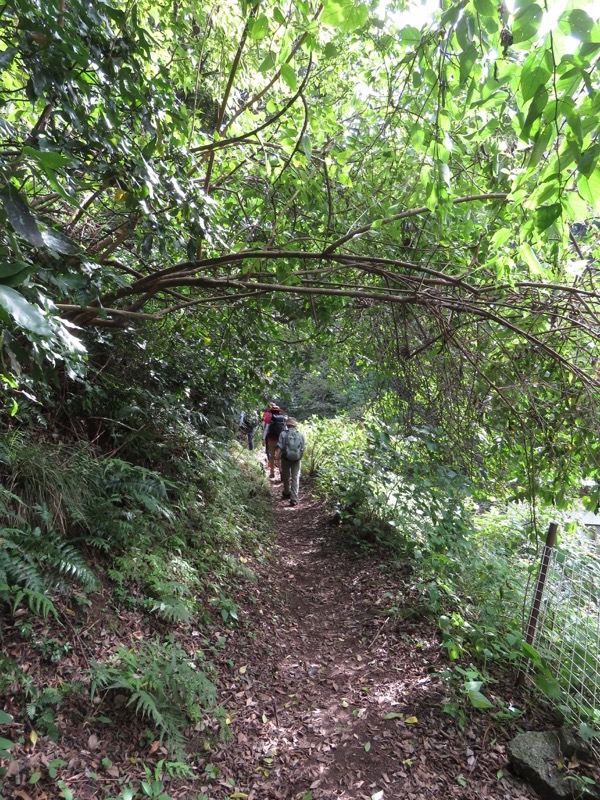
top-left (266, 438), bottom-right (279, 477)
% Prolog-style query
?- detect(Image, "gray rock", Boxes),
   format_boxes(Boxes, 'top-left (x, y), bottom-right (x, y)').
top-left (508, 730), bottom-right (599, 799)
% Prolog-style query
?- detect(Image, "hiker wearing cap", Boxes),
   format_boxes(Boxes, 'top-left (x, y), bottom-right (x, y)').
top-left (276, 417), bottom-right (305, 507)
top-left (262, 402), bottom-right (286, 479)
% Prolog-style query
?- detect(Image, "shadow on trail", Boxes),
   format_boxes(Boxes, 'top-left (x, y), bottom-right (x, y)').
top-left (207, 472), bottom-right (536, 800)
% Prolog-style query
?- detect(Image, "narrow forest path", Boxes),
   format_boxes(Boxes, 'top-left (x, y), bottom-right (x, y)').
top-left (205, 471), bottom-right (537, 800)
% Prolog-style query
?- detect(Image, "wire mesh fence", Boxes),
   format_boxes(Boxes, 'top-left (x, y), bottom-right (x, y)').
top-left (531, 532), bottom-right (600, 725)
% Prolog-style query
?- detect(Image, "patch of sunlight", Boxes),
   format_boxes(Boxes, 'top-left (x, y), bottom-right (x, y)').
top-left (369, 678), bottom-right (410, 705)
top-left (378, 0), bottom-right (439, 30)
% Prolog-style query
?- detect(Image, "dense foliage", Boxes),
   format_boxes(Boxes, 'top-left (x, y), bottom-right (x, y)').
top-left (0, 0), bottom-right (598, 501)
top-left (1, 0), bottom-right (600, 791)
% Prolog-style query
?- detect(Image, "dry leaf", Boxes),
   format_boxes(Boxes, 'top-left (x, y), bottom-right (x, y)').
top-left (405, 716), bottom-right (418, 724)
top-left (239, 665), bottom-right (248, 674)
top-left (7, 760), bottom-right (20, 777)
top-left (87, 734), bottom-right (98, 750)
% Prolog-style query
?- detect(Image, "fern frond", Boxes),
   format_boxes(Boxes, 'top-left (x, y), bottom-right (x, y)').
top-left (130, 690), bottom-right (164, 727)
top-left (146, 599), bottom-right (191, 624)
top-left (0, 526), bottom-right (94, 615)
top-left (12, 588), bottom-right (57, 619)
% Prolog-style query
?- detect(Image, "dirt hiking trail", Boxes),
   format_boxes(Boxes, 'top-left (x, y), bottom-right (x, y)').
top-left (207, 474), bottom-right (538, 800)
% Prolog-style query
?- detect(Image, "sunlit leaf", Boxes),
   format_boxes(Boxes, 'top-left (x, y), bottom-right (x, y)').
top-left (322, 0), bottom-right (368, 32)
top-left (250, 14), bottom-right (269, 41)
top-left (520, 49), bottom-right (552, 102)
top-left (559, 9), bottom-right (594, 41)
top-left (466, 690), bottom-right (494, 709)
top-left (258, 52), bottom-right (276, 73)
top-left (512, 4), bottom-right (542, 44)
top-left (280, 63), bottom-right (297, 91)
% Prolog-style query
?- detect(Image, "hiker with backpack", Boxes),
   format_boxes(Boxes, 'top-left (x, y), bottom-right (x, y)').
top-left (262, 402), bottom-right (287, 479)
top-left (276, 417), bottom-right (305, 507)
top-left (238, 410), bottom-right (259, 451)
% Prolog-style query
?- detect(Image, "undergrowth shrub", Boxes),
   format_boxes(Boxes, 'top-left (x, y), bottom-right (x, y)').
top-left (0, 424), bottom-right (271, 622)
top-left (0, 652), bottom-right (82, 741)
top-left (307, 418), bottom-right (472, 554)
top-left (89, 636), bottom-right (219, 749)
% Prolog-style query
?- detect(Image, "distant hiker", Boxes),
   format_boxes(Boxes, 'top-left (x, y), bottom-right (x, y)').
top-left (262, 402), bottom-right (286, 478)
top-left (276, 417), bottom-right (305, 507)
top-left (261, 403), bottom-right (272, 458)
top-left (239, 411), bottom-right (258, 451)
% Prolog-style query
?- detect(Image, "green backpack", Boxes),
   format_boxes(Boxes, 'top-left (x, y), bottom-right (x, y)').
top-left (283, 428), bottom-right (303, 461)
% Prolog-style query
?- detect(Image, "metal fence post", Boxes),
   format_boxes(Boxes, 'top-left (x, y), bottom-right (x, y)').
top-left (516, 521), bottom-right (558, 686)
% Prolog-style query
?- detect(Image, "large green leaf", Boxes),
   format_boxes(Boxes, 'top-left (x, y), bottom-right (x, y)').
top-left (536, 203), bottom-right (562, 232)
top-left (280, 63), bottom-right (297, 91)
top-left (249, 14), bottom-right (269, 41)
top-left (322, 0), bottom-right (369, 32)
top-left (521, 85), bottom-right (549, 139)
top-left (0, 187), bottom-right (45, 247)
top-left (466, 689), bottom-right (494, 709)
top-left (459, 44), bottom-right (478, 86)
top-left (512, 3), bottom-right (543, 44)
top-left (0, 286), bottom-right (52, 335)
top-left (22, 146), bottom-right (72, 170)
top-left (520, 49), bottom-right (552, 102)
top-left (0, 260), bottom-right (31, 287)
top-left (40, 228), bottom-right (80, 255)
top-left (559, 9), bottom-right (594, 41)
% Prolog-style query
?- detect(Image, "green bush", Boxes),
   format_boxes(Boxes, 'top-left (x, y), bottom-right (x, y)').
top-left (308, 418), bottom-right (472, 553)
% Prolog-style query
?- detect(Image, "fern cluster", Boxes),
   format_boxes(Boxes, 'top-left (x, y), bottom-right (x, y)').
top-left (0, 525), bottom-right (97, 617)
top-left (89, 637), bottom-right (217, 748)
top-left (0, 433), bottom-right (179, 616)
top-left (109, 549), bottom-right (201, 624)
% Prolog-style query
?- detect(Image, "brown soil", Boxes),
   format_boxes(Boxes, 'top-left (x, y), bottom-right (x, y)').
top-left (0, 465), bottom-right (550, 800)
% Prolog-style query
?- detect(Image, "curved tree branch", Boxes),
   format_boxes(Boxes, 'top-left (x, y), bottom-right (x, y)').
top-left (323, 193), bottom-right (509, 254)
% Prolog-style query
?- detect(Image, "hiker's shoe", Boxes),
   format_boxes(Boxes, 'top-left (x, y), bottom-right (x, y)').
top-left (290, 500), bottom-right (297, 507)
top-left (282, 493), bottom-right (290, 499)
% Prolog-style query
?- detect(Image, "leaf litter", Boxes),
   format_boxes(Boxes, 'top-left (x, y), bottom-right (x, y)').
top-left (0, 461), bottom-right (551, 799)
